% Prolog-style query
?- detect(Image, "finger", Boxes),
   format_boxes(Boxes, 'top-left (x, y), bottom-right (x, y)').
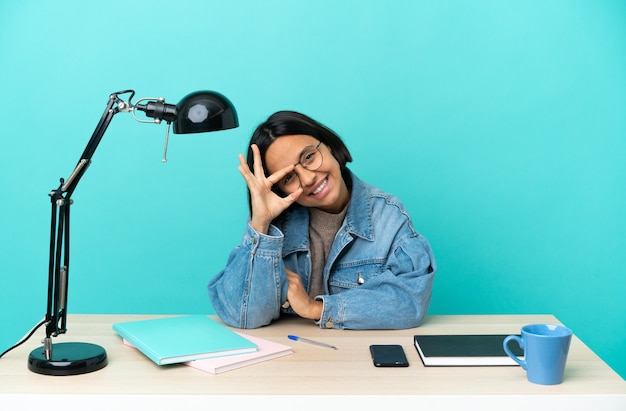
top-left (266, 164), bottom-right (295, 187)
top-left (250, 144), bottom-right (266, 179)
top-left (285, 269), bottom-right (304, 287)
top-left (284, 187), bottom-right (303, 203)
top-left (237, 153), bottom-right (251, 176)
top-left (238, 152), bottom-right (249, 170)
top-left (237, 154), bottom-right (255, 185)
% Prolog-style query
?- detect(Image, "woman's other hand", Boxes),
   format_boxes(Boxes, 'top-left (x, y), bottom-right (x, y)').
top-left (285, 268), bottom-right (322, 321)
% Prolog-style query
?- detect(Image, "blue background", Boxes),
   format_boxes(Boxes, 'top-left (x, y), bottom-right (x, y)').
top-left (1, 1), bottom-right (624, 379)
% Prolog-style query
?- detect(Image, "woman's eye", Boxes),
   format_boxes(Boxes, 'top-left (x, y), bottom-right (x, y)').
top-left (303, 150), bottom-right (317, 164)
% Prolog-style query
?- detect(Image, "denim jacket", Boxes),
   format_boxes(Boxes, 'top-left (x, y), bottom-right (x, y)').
top-left (208, 170), bottom-right (436, 329)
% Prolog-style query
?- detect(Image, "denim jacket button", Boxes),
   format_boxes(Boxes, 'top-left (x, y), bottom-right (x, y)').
top-left (325, 318), bottom-right (334, 328)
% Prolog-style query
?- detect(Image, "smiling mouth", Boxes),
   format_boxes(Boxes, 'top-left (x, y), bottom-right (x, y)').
top-left (311, 177), bottom-right (328, 195)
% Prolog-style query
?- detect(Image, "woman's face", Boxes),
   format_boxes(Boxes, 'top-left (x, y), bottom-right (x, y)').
top-left (264, 134), bottom-right (350, 213)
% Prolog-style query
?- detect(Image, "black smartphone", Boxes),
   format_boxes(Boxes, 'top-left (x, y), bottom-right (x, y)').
top-left (370, 344), bottom-right (409, 367)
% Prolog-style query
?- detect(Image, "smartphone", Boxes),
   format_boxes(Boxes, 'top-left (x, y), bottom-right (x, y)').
top-left (370, 344), bottom-right (409, 367)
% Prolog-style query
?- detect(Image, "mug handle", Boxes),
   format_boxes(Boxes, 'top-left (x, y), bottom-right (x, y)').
top-left (503, 335), bottom-right (527, 369)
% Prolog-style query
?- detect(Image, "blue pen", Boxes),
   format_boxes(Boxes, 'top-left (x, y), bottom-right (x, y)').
top-left (288, 335), bottom-right (337, 350)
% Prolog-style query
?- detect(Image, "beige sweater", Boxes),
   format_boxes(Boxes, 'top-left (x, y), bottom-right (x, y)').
top-left (307, 205), bottom-right (348, 298)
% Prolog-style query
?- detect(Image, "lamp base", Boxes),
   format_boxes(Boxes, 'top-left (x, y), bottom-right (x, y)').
top-left (28, 342), bottom-right (108, 376)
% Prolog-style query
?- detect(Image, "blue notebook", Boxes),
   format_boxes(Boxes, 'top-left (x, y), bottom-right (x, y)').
top-left (112, 315), bottom-right (258, 365)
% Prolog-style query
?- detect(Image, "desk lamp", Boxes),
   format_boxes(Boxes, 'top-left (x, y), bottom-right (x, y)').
top-left (26, 89), bottom-right (238, 376)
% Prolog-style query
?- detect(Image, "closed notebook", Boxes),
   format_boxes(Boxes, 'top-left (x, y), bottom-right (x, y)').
top-left (183, 332), bottom-right (293, 374)
top-left (413, 334), bottom-right (523, 366)
top-left (112, 315), bottom-right (258, 365)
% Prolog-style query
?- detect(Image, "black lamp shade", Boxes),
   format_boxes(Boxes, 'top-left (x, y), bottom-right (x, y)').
top-left (174, 91), bottom-right (238, 134)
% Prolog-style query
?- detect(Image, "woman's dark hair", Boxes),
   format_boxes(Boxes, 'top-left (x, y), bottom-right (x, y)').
top-left (245, 111), bottom-right (353, 214)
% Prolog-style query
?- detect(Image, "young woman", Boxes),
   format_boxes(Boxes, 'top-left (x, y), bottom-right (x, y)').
top-left (208, 111), bottom-right (436, 329)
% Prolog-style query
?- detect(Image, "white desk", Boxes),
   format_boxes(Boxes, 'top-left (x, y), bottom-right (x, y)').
top-left (1, 314), bottom-right (624, 410)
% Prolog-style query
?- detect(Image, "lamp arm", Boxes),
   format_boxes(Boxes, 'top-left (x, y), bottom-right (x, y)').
top-left (43, 91), bottom-right (134, 354)
top-left (62, 90), bottom-right (134, 197)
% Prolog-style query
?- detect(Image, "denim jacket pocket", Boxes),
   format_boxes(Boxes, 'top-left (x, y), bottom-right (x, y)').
top-left (328, 261), bottom-right (383, 293)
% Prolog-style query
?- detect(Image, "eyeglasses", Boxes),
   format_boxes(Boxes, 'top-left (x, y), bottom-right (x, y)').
top-left (278, 141), bottom-right (323, 194)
